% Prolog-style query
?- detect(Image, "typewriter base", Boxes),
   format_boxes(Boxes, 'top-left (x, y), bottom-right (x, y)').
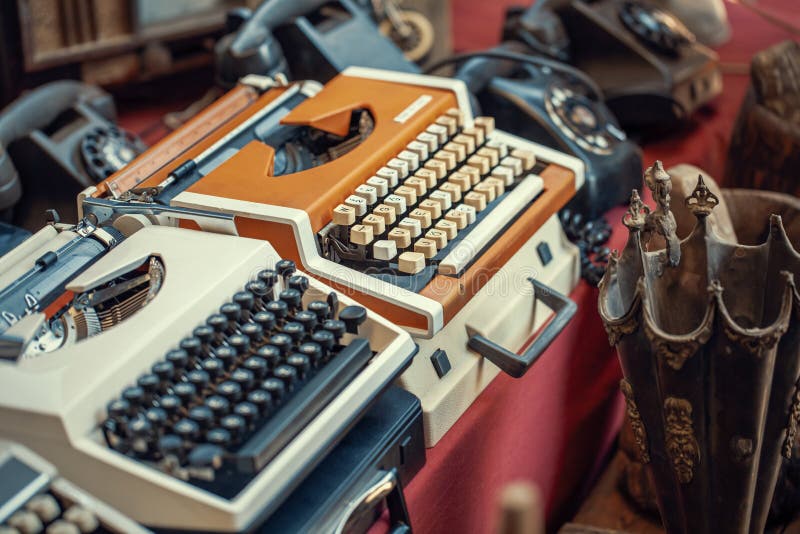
top-left (398, 213), bottom-right (580, 447)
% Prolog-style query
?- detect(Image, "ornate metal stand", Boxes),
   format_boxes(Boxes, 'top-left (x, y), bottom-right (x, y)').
top-left (598, 162), bottom-right (800, 534)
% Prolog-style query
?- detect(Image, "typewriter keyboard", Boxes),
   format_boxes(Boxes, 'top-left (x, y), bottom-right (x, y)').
top-left (100, 259), bottom-right (374, 491)
top-left (324, 109), bottom-right (540, 283)
top-left (1, 490), bottom-right (106, 534)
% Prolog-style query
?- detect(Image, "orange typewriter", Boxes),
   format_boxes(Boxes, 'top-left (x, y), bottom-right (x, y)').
top-left (81, 68), bottom-right (584, 445)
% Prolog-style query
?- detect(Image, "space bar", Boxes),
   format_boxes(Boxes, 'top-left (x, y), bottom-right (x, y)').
top-left (438, 174), bottom-right (545, 276)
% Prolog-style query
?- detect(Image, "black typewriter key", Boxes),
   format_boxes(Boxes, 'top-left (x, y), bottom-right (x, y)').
top-left (129, 416), bottom-right (154, 454)
top-left (107, 399), bottom-right (129, 421)
top-left (145, 407), bottom-right (168, 432)
top-left (180, 336), bottom-right (203, 359)
top-left (186, 370), bottom-right (210, 392)
top-left (311, 330), bottom-right (335, 354)
top-left (213, 347), bottom-right (237, 371)
top-left (257, 268), bottom-right (279, 291)
top-left (269, 333), bottom-right (293, 356)
top-left (256, 345), bottom-right (282, 369)
top-left (233, 291), bottom-right (255, 320)
top-left (307, 300), bottom-right (330, 322)
top-left (339, 305), bottom-right (367, 334)
top-left (188, 405), bottom-right (215, 430)
top-left (173, 382), bottom-right (198, 406)
top-left (207, 313), bottom-right (229, 341)
top-left (288, 275), bottom-right (310, 296)
top-left (201, 358), bottom-right (225, 381)
top-left (152, 361), bottom-right (176, 386)
top-left (295, 310), bottom-right (318, 332)
top-left (286, 353), bottom-right (311, 379)
top-left (228, 334), bottom-right (251, 357)
top-left (220, 302), bottom-right (243, 330)
top-left (220, 414), bottom-right (247, 444)
top-left (327, 292), bottom-right (339, 318)
top-left (193, 325), bottom-right (216, 349)
top-left (273, 364), bottom-right (298, 390)
top-left (188, 444), bottom-right (225, 471)
top-left (206, 428), bottom-right (232, 448)
top-left (166, 349), bottom-right (190, 371)
top-left (241, 322), bottom-right (265, 347)
top-left (276, 259), bottom-right (296, 281)
top-left (261, 377), bottom-right (286, 402)
top-left (246, 280), bottom-right (270, 309)
top-left (253, 311), bottom-right (277, 332)
top-left (279, 288), bottom-right (302, 312)
top-left (137, 373), bottom-right (160, 398)
top-left (216, 380), bottom-right (243, 403)
top-left (205, 395), bottom-right (230, 419)
top-left (282, 321), bottom-right (305, 343)
top-left (122, 386), bottom-right (146, 413)
top-left (234, 402), bottom-right (258, 426)
top-left (298, 342), bottom-right (323, 366)
top-left (245, 356), bottom-right (272, 381)
top-left (247, 389), bottom-right (273, 414)
top-left (159, 394), bottom-right (182, 418)
top-left (174, 418), bottom-right (200, 444)
top-left (231, 368), bottom-right (255, 391)
top-left (158, 434), bottom-right (184, 459)
top-left (266, 299), bottom-right (289, 322)
top-left (322, 319), bottom-right (346, 341)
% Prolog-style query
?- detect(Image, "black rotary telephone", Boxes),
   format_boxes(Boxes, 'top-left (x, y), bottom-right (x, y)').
top-left (0, 81), bottom-right (145, 230)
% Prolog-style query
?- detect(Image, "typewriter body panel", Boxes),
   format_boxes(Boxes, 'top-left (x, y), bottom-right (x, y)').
top-left (87, 68), bottom-right (583, 446)
top-left (0, 226), bottom-right (416, 532)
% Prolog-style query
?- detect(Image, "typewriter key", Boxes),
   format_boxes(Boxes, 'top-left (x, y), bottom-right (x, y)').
top-left (122, 386), bottom-right (146, 411)
top-left (206, 428), bottom-right (232, 448)
top-left (152, 361), bottom-right (176, 384)
top-left (180, 337), bottom-right (203, 359)
top-left (214, 347), bottom-right (237, 371)
top-left (188, 406), bottom-right (214, 431)
top-left (282, 322), bottom-right (305, 343)
top-left (8, 510), bottom-right (43, 534)
top-left (240, 322), bottom-right (265, 346)
top-left (193, 325), bottom-right (215, 346)
top-left (63, 505), bottom-right (99, 533)
top-left (159, 395), bottom-right (182, 418)
top-left (137, 374), bottom-right (160, 399)
top-left (307, 300), bottom-right (330, 322)
top-left (246, 280), bottom-right (270, 309)
top-left (107, 399), bottom-right (129, 420)
top-left (269, 333), bottom-right (293, 356)
top-left (294, 310), bottom-right (317, 332)
top-left (261, 377), bottom-right (286, 402)
top-left (228, 334), bottom-right (251, 357)
top-left (247, 390), bottom-right (273, 414)
top-left (322, 320), bottom-right (346, 341)
top-left (220, 415), bottom-right (247, 443)
top-left (206, 314), bottom-right (228, 342)
top-left (165, 349), bottom-right (190, 371)
top-left (298, 342), bottom-right (323, 366)
top-left (256, 345), bottom-right (281, 368)
top-left (288, 275), bottom-right (309, 296)
top-left (273, 365), bottom-right (298, 389)
top-left (279, 289), bottom-right (302, 312)
top-left (257, 269), bottom-right (279, 291)
top-left (47, 519), bottom-right (81, 534)
top-left (243, 357), bottom-right (269, 380)
top-left (205, 395), bottom-right (230, 419)
top-left (275, 259), bottom-right (296, 281)
top-left (158, 434), bottom-right (183, 459)
top-left (253, 311), bottom-right (277, 332)
top-left (216, 381), bottom-right (243, 403)
top-left (231, 368), bottom-right (255, 391)
top-left (174, 418), bottom-right (200, 443)
top-left (233, 291), bottom-right (255, 319)
top-left (234, 401), bottom-right (259, 426)
top-left (186, 371), bottom-right (210, 392)
top-left (174, 382), bottom-right (198, 406)
top-left (265, 300), bottom-right (289, 322)
top-left (311, 330), bottom-right (335, 354)
top-left (220, 303), bottom-right (242, 330)
top-left (129, 416), bottom-right (154, 453)
top-left (286, 354), bottom-right (311, 379)
top-left (145, 407), bottom-right (168, 431)
top-left (26, 494), bottom-right (60, 523)
top-left (339, 306), bottom-right (367, 334)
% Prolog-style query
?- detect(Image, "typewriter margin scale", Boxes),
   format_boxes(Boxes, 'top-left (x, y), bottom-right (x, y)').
top-left (0, 225), bottom-right (418, 533)
top-left (82, 68), bottom-right (585, 447)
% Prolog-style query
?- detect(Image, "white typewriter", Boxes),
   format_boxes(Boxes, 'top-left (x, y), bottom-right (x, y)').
top-left (82, 67), bottom-right (583, 446)
top-left (0, 441), bottom-right (150, 533)
top-left (0, 225), bottom-right (416, 532)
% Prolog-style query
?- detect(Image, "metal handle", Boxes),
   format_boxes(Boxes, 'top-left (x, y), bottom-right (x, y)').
top-left (467, 277), bottom-right (577, 378)
top-left (334, 468), bottom-right (412, 534)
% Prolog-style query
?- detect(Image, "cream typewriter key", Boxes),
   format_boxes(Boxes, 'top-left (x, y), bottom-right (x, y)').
top-left (373, 239), bottom-right (397, 261)
top-left (473, 182), bottom-right (496, 202)
top-left (415, 168), bottom-right (438, 188)
top-left (453, 133), bottom-right (476, 153)
top-left (461, 126), bottom-right (485, 146)
top-left (409, 208), bottom-right (432, 229)
top-left (418, 199), bottom-right (442, 219)
top-left (458, 200), bottom-right (480, 220)
top-left (445, 107), bottom-right (464, 127)
top-left (394, 185), bottom-right (417, 206)
top-left (477, 146), bottom-right (499, 167)
top-left (344, 195), bottom-right (368, 216)
top-left (398, 150), bottom-right (420, 171)
top-left (384, 194), bottom-right (407, 215)
top-left (404, 177), bottom-right (427, 196)
top-left (407, 140), bottom-right (429, 161)
top-left (47, 520), bottom-right (80, 534)
top-left (27, 494), bottom-right (61, 523)
top-left (460, 165), bottom-right (481, 185)
top-left (484, 177), bottom-right (506, 197)
top-left (398, 251), bottom-right (425, 274)
top-left (414, 238), bottom-right (438, 258)
top-left (443, 141), bottom-right (466, 163)
top-left (387, 158), bottom-right (409, 178)
top-left (374, 204), bottom-right (397, 224)
top-left (417, 132), bottom-right (439, 152)
top-left (474, 116), bottom-right (495, 136)
top-left (448, 172), bottom-right (471, 193)
top-left (429, 190), bottom-right (453, 210)
top-left (445, 209), bottom-right (468, 229)
top-left (423, 159), bottom-right (447, 180)
top-left (366, 176), bottom-right (389, 197)
top-left (426, 123), bottom-right (448, 144)
top-left (363, 214), bottom-right (386, 235)
top-left (433, 150), bottom-right (456, 171)
top-left (8, 510), bottom-right (42, 533)
top-left (389, 227), bottom-right (412, 248)
top-left (500, 156), bottom-right (523, 177)
top-left (377, 167), bottom-right (400, 187)
top-left (436, 219), bottom-right (458, 239)
top-left (332, 204), bottom-right (356, 226)
top-left (436, 115), bottom-right (458, 136)
top-left (439, 182), bottom-right (462, 203)
top-left (350, 224), bottom-right (373, 245)
top-left (486, 139), bottom-right (508, 158)
top-left (354, 184), bottom-right (378, 205)
top-left (511, 148), bottom-right (536, 170)
top-left (467, 154), bottom-right (491, 175)
top-left (63, 505), bottom-right (99, 533)
top-left (398, 217), bottom-right (422, 237)
top-left (425, 228), bottom-right (448, 249)
top-left (491, 165), bottom-right (515, 186)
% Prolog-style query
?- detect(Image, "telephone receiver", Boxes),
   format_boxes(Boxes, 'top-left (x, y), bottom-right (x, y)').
top-left (0, 81), bottom-right (145, 229)
top-left (455, 43), bottom-right (642, 220)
